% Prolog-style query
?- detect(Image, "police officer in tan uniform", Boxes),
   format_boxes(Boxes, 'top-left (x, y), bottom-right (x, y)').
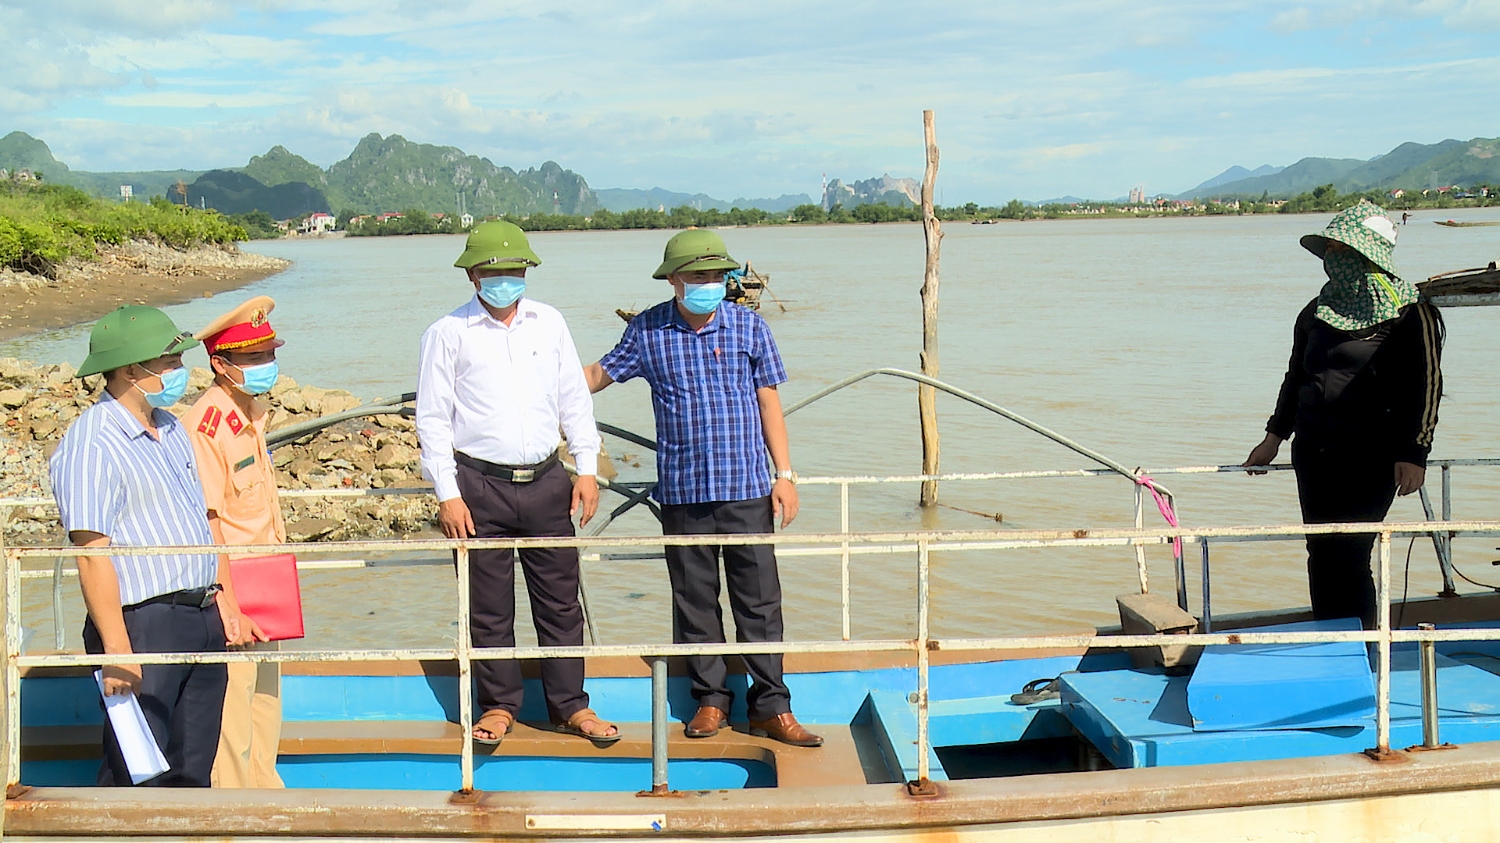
top-left (186, 296), bottom-right (286, 788)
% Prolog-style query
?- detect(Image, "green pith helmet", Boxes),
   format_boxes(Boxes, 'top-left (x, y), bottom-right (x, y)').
top-left (453, 220), bottom-right (542, 270)
top-left (1300, 200), bottom-right (1401, 278)
top-left (652, 229), bottom-right (741, 279)
top-left (77, 305), bottom-right (200, 378)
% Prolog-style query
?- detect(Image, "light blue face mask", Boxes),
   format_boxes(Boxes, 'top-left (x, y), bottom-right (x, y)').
top-left (232, 360), bottom-right (279, 396)
top-left (680, 281), bottom-right (726, 315)
top-left (478, 277), bottom-right (526, 309)
top-left (136, 366), bottom-right (189, 408)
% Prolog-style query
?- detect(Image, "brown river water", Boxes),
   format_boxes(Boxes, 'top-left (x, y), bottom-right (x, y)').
top-left (7, 209), bottom-right (1500, 651)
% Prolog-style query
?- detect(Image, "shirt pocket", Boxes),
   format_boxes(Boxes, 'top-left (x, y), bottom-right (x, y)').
top-left (225, 449), bottom-right (268, 517)
top-left (715, 336), bottom-right (754, 394)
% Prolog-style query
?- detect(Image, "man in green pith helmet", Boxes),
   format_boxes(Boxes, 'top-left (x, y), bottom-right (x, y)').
top-left (50, 305), bottom-right (250, 786)
top-left (1244, 201), bottom-right (1444, 628)
top-left (416, 220), bottom-right (617, 746)
top-left (585, 229), bottom-right (821, 747)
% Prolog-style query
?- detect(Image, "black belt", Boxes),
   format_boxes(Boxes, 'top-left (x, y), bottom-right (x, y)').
top-left (455, 450), bottom-right (559, 483)
top-left (124, 585), bottom-right (222, 611)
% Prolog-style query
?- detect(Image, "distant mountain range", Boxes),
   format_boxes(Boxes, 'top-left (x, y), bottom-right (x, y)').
top-left (1180, 137), bottom-right (1500, 199)
top-left (1186, 164), bottom-right (1285, 193)
top-left (594, 187), bottom-right (813, 213)
top-left (0, 131), bottom-right (596, 218)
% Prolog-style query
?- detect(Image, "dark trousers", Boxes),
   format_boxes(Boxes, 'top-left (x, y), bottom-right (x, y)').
top-left (83, 601), bottom-right (228, 787)
top-left (457, 460), bottom-right (588, 722)
top-left (1292, 439), bottom-right (1399, 629)
top-left (661, 496), bottom-right (790, 721)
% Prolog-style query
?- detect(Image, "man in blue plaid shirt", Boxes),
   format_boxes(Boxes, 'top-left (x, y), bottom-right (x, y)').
top-left (586, 230), bottom-right (821, 747)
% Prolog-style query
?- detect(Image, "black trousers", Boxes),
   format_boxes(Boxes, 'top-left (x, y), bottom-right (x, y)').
top-left (661, 496), bottom-right (790, 721)
top-left (83, 601), bottom-right (228, 787)
top-left (457, 460), bottom-right (588, 722)
top-left (1292, 438), bottom-right (1399, 629)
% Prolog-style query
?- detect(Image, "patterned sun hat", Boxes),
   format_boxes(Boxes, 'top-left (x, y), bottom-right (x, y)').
top-left (1300, 200), bottom-right (1401, 278)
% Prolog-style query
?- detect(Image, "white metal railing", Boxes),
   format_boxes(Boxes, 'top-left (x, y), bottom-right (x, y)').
top-left (8, 457), bottom-right (1498, 650)
top-left (6, 516), bottom-right (1500, 794)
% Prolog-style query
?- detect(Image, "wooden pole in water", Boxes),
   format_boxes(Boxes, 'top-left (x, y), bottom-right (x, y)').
top-left (918, 110), bottom-right (943, 507)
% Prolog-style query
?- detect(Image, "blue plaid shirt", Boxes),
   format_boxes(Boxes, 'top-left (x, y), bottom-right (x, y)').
top-left (600, 300), bottom-right (787, 505)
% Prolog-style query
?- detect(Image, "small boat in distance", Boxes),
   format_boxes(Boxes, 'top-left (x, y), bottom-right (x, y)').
top-left (1434, 219), bottom-right (1500, 227)
top-left (617, 264), bottom-right (772, 323)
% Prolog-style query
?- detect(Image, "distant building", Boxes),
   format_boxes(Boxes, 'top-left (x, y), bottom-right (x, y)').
top-left (1128, 186), bottom-right (1145, 204)
top-left (300, 212), bottom-right (336, 234)
top-left (1388, 188), bottom-right (1405, 199)
top-left (460, 213), bottom-right (474, 228)
top-left (376, 212), bottom-right (404, 222)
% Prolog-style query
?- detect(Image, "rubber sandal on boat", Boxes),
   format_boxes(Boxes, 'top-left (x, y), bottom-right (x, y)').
top-left (472, 709), bottom-right (515, 746)
top-left (556, 707), bottom-right (622, 745)
top-left (1010, 677), bottom-right (1061, 706)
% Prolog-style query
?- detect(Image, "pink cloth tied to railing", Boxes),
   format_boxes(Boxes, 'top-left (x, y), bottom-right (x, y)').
top-left (1135, 474), bottom-right (1183, 561)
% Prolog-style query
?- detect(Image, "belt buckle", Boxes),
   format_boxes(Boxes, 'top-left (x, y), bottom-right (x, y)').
top-left (511, 468), bottom-right (535, 483)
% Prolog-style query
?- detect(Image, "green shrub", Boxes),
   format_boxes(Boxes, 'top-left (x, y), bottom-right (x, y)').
top-left (0, 181), bottom-right (247, 275)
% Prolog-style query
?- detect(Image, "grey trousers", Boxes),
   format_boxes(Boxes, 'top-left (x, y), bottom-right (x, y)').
top-left (660, 496), bottom-right (791, 721)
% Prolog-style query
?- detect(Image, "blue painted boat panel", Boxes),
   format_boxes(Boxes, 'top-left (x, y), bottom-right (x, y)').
top-left (20, 755), bottom-right (775, 791)
top-left (1063, 658), bottom-right (1500, 769)
top-left (279, 754), bottom-right (774, 791)
top-left (1187, 619), bottom-right (1376, 731)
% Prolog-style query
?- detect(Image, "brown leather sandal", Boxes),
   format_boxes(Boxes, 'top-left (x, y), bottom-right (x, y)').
top-left (556, 707), bottom-right (622, 745)
top-left (472, 708), bottom-right (515, 746)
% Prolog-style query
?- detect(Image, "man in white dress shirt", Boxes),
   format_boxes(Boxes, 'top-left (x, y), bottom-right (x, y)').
top-left (416, 221), bottom-right (617, 745)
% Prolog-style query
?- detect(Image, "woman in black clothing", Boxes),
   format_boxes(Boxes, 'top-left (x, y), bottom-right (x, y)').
top-left (1244, 201), bottom-right (1444, 628)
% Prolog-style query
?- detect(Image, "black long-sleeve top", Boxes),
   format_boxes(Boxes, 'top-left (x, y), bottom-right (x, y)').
top-left (1267, 298), bottom-right (1444, 466)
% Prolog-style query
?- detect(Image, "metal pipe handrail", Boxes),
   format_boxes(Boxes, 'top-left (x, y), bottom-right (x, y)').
top-left (9, 522), bottom-right (1500, 794)
top-left (11, 519), bottom-right (1500, 559)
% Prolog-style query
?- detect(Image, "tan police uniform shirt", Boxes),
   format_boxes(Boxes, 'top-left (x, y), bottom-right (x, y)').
top-left (186, 384), bottom-right (286, 545)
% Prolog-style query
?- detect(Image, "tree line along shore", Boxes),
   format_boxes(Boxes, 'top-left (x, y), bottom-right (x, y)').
top-left (322, 182), bottom-right (1500, 238)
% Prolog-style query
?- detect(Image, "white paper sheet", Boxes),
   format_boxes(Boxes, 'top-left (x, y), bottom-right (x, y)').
top-left (93, 670), bottom-right (170, 784)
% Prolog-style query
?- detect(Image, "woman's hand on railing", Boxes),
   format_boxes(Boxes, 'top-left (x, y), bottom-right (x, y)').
top-left (1242, 433), bottom-right (1284, 476)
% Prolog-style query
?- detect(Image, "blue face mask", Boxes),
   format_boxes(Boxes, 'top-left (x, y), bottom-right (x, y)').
top-left (478, 277), bottom-right (526, 309)
top-left (136, 366), bottom-right (189, 408)
top-left (680, 281), bottom-right (726, 315)
top-left (232, 360), bottom-right (279, 396)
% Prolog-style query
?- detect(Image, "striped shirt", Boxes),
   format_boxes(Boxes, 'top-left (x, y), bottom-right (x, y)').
top-left (600, 300), bottom-right (787, 505)
top-left (49, 392), bottom-right (218, 606)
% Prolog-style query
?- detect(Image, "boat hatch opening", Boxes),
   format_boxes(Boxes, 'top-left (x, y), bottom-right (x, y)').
top-left (935, 736), bottom-right (1107, 779)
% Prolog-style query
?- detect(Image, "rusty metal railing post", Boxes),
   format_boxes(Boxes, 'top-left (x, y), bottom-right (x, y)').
top-left (1375, 531), bottom-right (1393, 754)
top-left (914, 539), bottom-right (931, 785)
top-left (455, 544), bottom-right (475, 793)
top-left (1441, 465), bottom-right (1457, 597)
top-left (650, 656), bottom-right (668, 794)
top-left (1420, 486), bottom-right (1458, 598)
top-left (1132, 485), bottom-right (1148, 593)
top-left (1418, 622), bottom-right (1440, 748)
top-left (5, 545), bottom-right (21, 790)
top-left (840, 482), bottom-right (851, 641)
top-left (1199, 538), bottom-right (1212, 633)
top-left (51, 557), bottom-right (64, 650)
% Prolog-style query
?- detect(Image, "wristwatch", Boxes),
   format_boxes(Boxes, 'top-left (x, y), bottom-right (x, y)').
top-left (776, 469), bottom-right (798, 484)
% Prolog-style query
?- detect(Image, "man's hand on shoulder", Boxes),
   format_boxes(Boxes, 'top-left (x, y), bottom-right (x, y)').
top-left (572, 475), bottom-right (599, 527)
top-left (438, 497), bottom-right (476, 539)
top-left (772, 478), bottom-right (799, 528)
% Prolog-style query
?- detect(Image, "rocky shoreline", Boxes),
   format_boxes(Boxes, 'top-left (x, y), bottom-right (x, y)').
top-left (0, 240), bottom-right (289, 342)
top-left (0, 357), bottom-right (438, 542)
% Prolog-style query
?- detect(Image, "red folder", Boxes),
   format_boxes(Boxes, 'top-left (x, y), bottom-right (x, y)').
top-left (228, 554), bottom-right (305, 641)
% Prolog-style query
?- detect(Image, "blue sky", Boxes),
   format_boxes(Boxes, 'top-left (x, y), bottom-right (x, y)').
top-left (3, 0), bottom-right (1499, 202)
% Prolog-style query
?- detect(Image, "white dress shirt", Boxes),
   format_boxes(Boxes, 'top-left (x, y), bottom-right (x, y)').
top-left (417, 296), bottom-right (601, 502)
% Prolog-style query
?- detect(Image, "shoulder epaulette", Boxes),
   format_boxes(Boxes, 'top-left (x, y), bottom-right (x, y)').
top-left (197, 405), bottom-right (224, 437)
